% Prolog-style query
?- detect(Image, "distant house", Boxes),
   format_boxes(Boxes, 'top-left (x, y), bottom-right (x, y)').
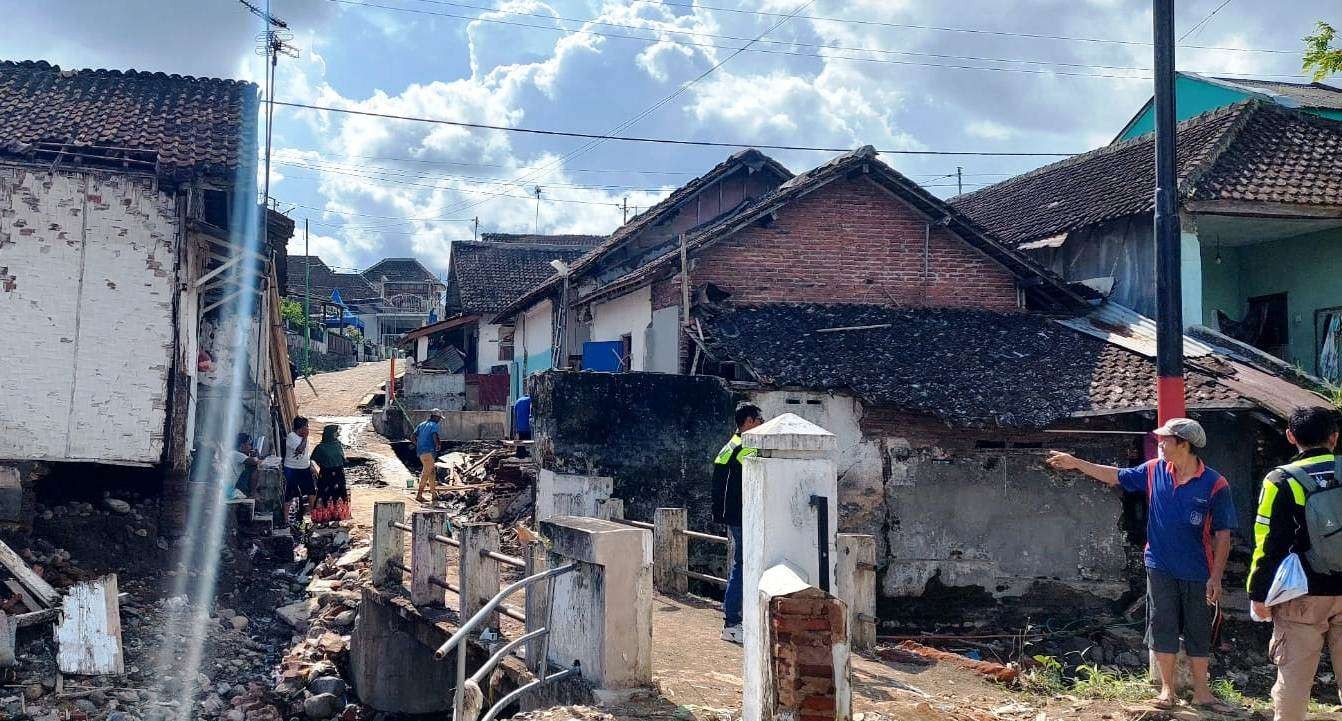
top-left (1114, 72), bottom-right (1342, 142)
top-left (0, 60), bottom-right (294, 529)
top-left (360, 257), bottom-right (446, 344)
top-left (397, 233), bottom-right (600, 411)
top-left (954, 101), bottom-right (1342, 382)
top-left (503, 144), bottom-right (1330, 606)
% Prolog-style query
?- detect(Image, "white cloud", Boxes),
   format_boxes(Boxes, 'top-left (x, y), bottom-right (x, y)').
top-left (965, 120), bottom-right (1013, 141)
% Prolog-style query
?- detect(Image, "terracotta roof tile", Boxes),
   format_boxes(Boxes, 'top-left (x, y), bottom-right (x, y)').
top-left (0, 60), bottom-right (257, 181)
top-left (447, 238), bottom-right (597, 315)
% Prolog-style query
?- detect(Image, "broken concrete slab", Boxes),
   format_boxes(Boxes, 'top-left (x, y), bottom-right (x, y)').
top-left (276, 601), bottom-right (312, 630)
top-left (335, 546), bottom-right (369, 568)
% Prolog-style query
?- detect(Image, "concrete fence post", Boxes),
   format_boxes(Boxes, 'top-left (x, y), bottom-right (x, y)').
top-left (595, 498), bottom-right (625, 521)
top-left (739, 413), bottom-right (840, 721)
top-left (652, 508), bottom-right (688, 594)
top-left (523, 541), bottom-right (549, 674)
top-left (460, 522), bottom-right (501, 626)
top-left (371, 501), bottom-right (406, 587)
top-left (540, 516), bottom-right (653, 690)
top-left (834, 534), bottom-right (877, 651)
top-left (410, 510), bottom-right (450, 607)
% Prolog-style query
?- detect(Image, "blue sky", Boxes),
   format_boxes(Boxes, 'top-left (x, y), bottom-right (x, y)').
top-left (6, 0), bottom-right (1333, 274)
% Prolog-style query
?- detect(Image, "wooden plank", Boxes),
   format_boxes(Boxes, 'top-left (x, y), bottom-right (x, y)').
top-left (4, 580), bottom-right (41, 614)
top-left (653, 508), bottom-right (688, 594)
top-left (835, 534), bottom-right (877, 651)
top-left (0, 540), bottom-right (59, 609)
top-left (55, 574), bottom-right (124, 675)
top-left (0, 612), bottom-right (14, 668)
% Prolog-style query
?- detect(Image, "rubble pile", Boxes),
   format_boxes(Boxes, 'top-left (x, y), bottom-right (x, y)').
top-left (433, 442), bottom-right (536, 556)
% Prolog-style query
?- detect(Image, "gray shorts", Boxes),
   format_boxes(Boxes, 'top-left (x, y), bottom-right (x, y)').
top-left (1146, 568), bottom-right (1214, 657)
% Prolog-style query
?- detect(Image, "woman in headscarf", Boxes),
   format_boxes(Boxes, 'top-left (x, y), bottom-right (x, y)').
top-left (310, 425), bottom-right (351, 524)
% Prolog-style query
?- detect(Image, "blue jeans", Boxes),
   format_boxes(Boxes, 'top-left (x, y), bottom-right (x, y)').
top-left (724, 525), bottom-right (744, 627)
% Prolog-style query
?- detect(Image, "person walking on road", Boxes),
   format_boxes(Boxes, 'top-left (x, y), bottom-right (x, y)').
top-left (712, 403), bottom-right (765, 645)
top-left (415, 410), bottom-right (444, 504)
top-left (1047, 418), bottom-right (1236, 713)
top-left (1246, 407), bottom-right (1342, 721)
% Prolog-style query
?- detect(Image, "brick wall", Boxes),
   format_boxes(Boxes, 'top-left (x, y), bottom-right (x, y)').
top-left (770, 591), bottom-right (846, 721)
top-left (689, 176), bottom-right (1020, 310)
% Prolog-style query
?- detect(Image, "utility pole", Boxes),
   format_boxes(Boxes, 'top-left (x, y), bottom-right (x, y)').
top-left (622, 196), bottom-right (629, 224)
top-left (955, 166), bottom-right (963, 196)
top-left (303, 219), bottom-right (311, 374)
top-left (532, 186), bottom-right (543, 234)
top-left (240, 0), bottom-right (299, 208)
top-left (473, 216), bottom-right (479, 241)
top-left (1152, 0), bottom-right (1185, 422)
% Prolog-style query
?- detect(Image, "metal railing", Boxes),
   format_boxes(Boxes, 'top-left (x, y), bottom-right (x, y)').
top-left (436, 563), bottom-right (580, 721)
top-left (610, 507), bottom-right (730, 588)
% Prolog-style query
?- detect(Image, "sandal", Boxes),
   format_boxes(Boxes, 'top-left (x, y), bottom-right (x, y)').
top-left (1193, 699), bottom-right (1237, 715)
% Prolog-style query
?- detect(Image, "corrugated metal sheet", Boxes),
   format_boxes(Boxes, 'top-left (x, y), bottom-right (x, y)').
top-left (1054, 302), bottom-right (1214, 358)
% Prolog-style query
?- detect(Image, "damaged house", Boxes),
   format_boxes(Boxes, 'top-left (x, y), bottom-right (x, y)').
top-left (499, 144), bottom-right (1331, 608)
top-left (0, 60), bottom-right (296, 532)
top-left (382, 233), bottom-right (600, 439)
top-left (952, 101), bottom-right (1342, 383)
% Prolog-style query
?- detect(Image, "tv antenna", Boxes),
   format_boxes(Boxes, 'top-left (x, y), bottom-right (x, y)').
top-left (532, 186), bottom-right (543, 233)
top-left (240, 0), bottom-right (300, 208)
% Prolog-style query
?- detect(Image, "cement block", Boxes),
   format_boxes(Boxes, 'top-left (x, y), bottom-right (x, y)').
top-left (540, 516), bottom-right (652, 689)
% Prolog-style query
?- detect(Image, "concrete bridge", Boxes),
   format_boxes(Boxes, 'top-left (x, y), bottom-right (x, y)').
top-left (347, 413), bottom-right (891, 721)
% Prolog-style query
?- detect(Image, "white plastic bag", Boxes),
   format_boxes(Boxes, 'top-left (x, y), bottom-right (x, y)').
top-left (1259, 552), bottom-right (1309, 617)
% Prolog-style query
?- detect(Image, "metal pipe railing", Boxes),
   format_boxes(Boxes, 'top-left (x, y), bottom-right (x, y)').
top-left (478, 666), bottom-right (581, 721)
top-left (390, 520), bottom-right (412, 533)
top-left (481, 548), bottom-right (525, 568)
top-left (467, 628), bottom-right (547, 687)
top-left (388, 559), bottom-right (411, 575)
top-left (441, 563), bottom-right (578, 721)
top-left (677, 567), bottom-right (728, 587)
top-left (678, 528), bottom-right (728, 544)
top-left (609, 517), bottom-right (653, 530)
top-left (433, 532), bottom-right (461, 548)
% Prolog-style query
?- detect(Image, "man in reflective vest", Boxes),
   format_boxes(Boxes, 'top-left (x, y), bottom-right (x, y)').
top-left (712, 403), bottom-right (765, 644)
top-left (1247, 407), bottom-right (1342, 721)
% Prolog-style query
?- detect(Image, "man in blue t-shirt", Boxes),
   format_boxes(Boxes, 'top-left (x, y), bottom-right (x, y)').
top-left (1048, 418), bottom-right (1237, 713)
top-left (414, 410), bottom-right (443, 504)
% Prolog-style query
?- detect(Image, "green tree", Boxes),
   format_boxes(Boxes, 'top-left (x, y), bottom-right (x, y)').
top-left (1304, 21), bottom-right (1342, 81)
top-left (280, 298), bottom-right (308, 328)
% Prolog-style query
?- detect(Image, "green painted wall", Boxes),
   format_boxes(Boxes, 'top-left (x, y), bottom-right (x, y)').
top-left (1121, 76), bottom-right (1252, 140)
top-left (1199, 228), bottom-right (1342, 374)
top-left (1119, 76), bottom-right (1342, 141)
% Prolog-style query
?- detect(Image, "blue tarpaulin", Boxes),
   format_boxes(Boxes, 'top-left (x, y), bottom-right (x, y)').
top-left (582, 341), bottom-right (624, 372)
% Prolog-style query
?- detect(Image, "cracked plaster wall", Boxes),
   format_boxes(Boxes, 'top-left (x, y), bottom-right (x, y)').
top-left (0, 165), bottom-right (178, 465)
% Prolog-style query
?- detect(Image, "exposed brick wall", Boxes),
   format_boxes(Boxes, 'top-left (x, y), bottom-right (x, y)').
top-left (689, 177), bottom-right (1020, 310)
top-left (770, 592), bottom-right (846, 721)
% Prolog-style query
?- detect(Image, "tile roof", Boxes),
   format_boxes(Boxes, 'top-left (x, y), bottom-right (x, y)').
top-left (286, 256), bottom-right (382, 304)
top-left (496, 148), bottom-right (793, 317)
top-left (480, 232), bottom-right (604, 246)
top-left (361, 257), bottom-right (441, 284)
top-left (691, 302), bottom-right (1326, 429)
top-left (952, 101), bottom-right (1342, 248)
top-left (554, 146), bottom-right (1092, 314)
top-left (0, 60), bottom-right (257, 181)
top-left (447, 239), bottom-right (596, 315)
top-left (1208, 76), bottom-right (1342, 111)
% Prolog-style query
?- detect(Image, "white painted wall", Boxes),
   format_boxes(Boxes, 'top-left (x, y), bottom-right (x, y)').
top-left (475, 321), bottom-right (504, 371)
top-left (590, 286), bottom-right (652, 371)
top-left (1180, 230), bottom-right (1203, 329)
top-left (0, 165), bottom-right (178, 464)
top-left (519, 299), bottom-right (554, 373)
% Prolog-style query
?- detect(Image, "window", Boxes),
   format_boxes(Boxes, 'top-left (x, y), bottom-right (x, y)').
top-left (1246, 293), bottom-right (1290, 360)
top-left (497, 325), bottom-right (515, 361)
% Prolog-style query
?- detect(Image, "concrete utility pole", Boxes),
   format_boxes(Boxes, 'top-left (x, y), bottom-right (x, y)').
top-left (472, 216), bottom-right (479, 241)
top-left (955, 166), bottom-right (963, 196)
top-left (1152, 0), bottom-right (1186, 422)
top-left (303, 219), bottom-right (311, 374)
top-left (622, 196), bottom-right (629, 224)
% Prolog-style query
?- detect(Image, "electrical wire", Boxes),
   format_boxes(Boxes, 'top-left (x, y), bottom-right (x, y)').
top-left (274, 101), bottom-right (1080, 156)
top-left (1180, 0), bottom-right (1234, 42)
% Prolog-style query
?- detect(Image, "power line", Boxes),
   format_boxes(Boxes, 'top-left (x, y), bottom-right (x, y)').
top-left (632, 0), bottom-right (1292, 55)
top-left (279, 168), bottom-right (628, 206)
top-left (1179, 0), bottom-right (1234, 42)
top-left (273, 101), bottom-right (1080, 156)
top-left (277, 158), bottom-right (677, 191)
top-left (333, 0), bottom-right (1308, 80)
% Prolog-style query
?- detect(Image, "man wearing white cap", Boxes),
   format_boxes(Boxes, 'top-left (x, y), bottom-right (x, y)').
top-left (1047, 418), bottom-right (1237, 713)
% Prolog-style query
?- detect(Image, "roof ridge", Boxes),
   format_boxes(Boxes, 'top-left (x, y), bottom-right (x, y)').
top-left (954, 101), bottom-right (1254, 203)
top-left (1179, 99), bottom-right (1266, 197)
top-left (0, 59), bottom-right (252, 87)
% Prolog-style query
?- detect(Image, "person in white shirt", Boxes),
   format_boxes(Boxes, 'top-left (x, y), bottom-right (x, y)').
top-left (284, 416), bottom-right (316, 525)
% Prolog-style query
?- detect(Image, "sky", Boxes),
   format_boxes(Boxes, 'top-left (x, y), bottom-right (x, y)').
top-left (4, 0), bottom-right (1333, 275)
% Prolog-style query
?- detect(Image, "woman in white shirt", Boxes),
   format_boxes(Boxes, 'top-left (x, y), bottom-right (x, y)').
top-left (284, 416), bottom-right (316, 525)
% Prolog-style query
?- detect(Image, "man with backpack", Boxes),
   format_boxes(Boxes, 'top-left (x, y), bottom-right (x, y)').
top-left (1047, 417), bottom-right (1236, 712)
top-left (1247, 407), bottom-right (1342, 721)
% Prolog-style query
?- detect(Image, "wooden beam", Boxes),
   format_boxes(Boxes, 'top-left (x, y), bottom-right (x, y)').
top-left (0, 540), bottom-right (59, 609)
top-left (194, 254), bottom-right (242, 288)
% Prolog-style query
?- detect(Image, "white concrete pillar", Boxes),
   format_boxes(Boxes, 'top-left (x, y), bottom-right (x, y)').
top-left (540, 516), bottom-right (653, 690)
top-left (459, 522), bottom-right (501, 626)
top-left (371, 501), bottom-right (406, 587)
top-left (740, 413), bottom-right (838, 721)
top-left (410, 510), bottom-right (450, 607)
top-left (835, 534), bottom-right (877, 651)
